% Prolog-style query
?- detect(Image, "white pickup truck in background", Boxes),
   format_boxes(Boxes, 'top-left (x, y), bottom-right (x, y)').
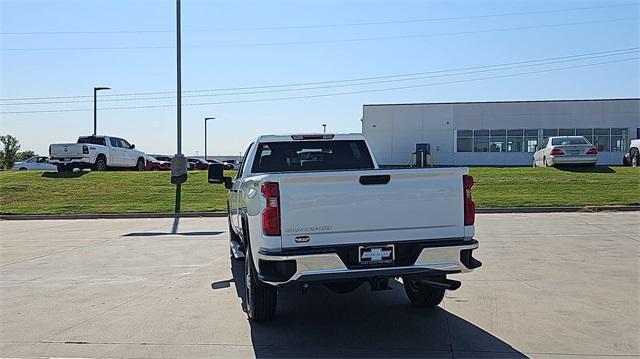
top-left (208, 133), bottom-right (481, 321)
top-left (49, 135), bottom-right (146, 172)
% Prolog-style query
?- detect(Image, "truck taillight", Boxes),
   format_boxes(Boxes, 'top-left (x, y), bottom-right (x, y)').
top-left (261, 182), bottom-right (281, 236)
top-left (48, 145), bottom-right (51, 155)
top-left (463, 175), bottom-right (475, 226)
top-left (550, 148), bottom-right (564, 156)
top-left (82, 145), bottom-right (89, 154)
top-left (586, 147), bottom-right (597, 155)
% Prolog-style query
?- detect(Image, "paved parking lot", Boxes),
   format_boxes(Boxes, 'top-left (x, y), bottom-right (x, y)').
top-left (0, 212), bottom-right (638, 358)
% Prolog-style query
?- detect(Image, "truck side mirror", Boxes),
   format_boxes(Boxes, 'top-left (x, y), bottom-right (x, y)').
top-left (208, 163), bottom-right (232, 189)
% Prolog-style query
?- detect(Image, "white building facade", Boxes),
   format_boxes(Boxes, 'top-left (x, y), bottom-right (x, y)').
top-left (362, 98), bottom-right (639, 166)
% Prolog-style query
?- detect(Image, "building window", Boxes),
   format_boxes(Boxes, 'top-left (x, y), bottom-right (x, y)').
top-left (576, 128), bottom-right (593, 144)
top-left (473, 130), bottom-right (489, 152)
top-left (525, 129), bottom-right (538, 152)
top-left (489, 129), bottom-right (506, 152)
top-left (456, 130), bottom-right (473, 152)
top-left (543, 129), bottom-right (558, 139)
top-left (610, 128), bottom-right (628, 152)
top-left (506, 129), bottom-right (524, 152)
top-left (594, 128), bottom-right (610, 151)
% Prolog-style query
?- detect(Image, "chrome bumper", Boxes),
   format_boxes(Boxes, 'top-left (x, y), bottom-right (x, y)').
top-left (49, 157), bottom-right (92, 164)
top-left (549, 155), bottom-right (597, 164)
top-left (256, 240), bottom-right (480, 286)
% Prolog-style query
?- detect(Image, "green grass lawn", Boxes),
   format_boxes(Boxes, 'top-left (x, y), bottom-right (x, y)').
top-left (0, 167), bottom-right (638, 215)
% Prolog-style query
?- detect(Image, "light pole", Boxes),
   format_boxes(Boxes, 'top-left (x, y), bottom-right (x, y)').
top-left (322, 124), bottom-right (327, 133)
top-left (93, 86), bottom-right (110, 135)
top-left (204, 117), bottom-right (216, 161)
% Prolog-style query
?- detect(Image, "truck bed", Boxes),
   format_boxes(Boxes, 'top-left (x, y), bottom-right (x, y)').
top-left (255, 167), bottom-right (470, 249)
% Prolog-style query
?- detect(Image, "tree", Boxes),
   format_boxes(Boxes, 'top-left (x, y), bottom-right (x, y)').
top-left (0, 135), bottom-right (21, 169)
top-left (16, 150), bottom-right (37, 162)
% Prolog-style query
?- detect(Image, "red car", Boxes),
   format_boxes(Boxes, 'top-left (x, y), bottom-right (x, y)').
top-left (145, 155), bottom-right (171, 171)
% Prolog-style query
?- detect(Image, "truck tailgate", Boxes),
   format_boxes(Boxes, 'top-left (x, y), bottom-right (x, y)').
top-left (50, 143), bottom-right (85, 157)
top-left (278, 167), bottom-right (467, 248)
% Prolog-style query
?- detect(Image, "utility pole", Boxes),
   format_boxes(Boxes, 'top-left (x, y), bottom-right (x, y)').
top-left (93, 87), bottom-right (110, 135)
top-left (204, 117), bottom-right (215, 161)
top-left (171, 0), bottom-right (187, 214)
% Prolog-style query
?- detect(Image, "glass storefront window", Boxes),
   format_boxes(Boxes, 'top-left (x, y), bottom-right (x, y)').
top-left (543, 129), bottom-right (558, 138)
top-left (594, 128), bottom-right (610, 152)
top-left (576, 128), bottom-right (593, 144)
top-left (456, 130), bottom-right (473, 152)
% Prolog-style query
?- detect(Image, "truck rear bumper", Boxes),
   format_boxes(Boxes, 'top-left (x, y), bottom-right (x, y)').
top-left (256, 239), bottom-right (480, 286)
top-left (49, 157), bottom-right (92, 165)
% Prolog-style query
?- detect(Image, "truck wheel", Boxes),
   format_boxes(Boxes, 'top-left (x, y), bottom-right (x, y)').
top-left (56, 164), bottom-right (69, 172)
top-left (245, 244), bottom-right (277, 321)
top-left (631, 148), bottom-right (639, 167)
top-left (403, 278), bottom-right (445, 308)
top-left (136, 158), bottom-right (145, 171)
top-left (93, 157), bottom-right (107, 171)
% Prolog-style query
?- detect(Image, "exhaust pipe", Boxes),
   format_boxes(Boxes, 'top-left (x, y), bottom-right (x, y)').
top-left (418, 278), bottom-right (461, 291)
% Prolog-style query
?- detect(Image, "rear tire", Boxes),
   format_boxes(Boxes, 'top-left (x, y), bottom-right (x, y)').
top-left (245, 244), bottom-right (277, 321)
top-left (136, 158), bottom-right (145, 171)
top-left (631, 148), bottom-right (639, 168)
top-left (403, 278), bottom-right (445, 307)
top-left (93, 156), bottom-right (107, 171)
top-left (56, 164), bottom-right (70, 172)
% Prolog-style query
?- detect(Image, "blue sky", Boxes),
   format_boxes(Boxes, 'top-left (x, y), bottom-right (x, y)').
top-left (1, 0), bottom-right (638, 156)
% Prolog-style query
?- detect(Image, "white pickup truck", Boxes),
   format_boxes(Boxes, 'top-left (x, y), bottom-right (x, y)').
top-left (208, 133), bottom-right (481, 321)
top-left (49, 135), bottom-right (146, 172)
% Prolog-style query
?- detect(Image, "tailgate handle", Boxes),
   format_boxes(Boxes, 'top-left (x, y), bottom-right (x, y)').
top-left (359, 175), bottom-right (390, 185)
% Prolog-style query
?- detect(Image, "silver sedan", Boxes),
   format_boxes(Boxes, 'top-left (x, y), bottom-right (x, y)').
top-left (533, 136), bottom-right (598, 167)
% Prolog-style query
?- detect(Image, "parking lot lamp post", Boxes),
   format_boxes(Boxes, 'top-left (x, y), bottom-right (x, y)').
top-left (204, 117), bottom-right (216, 161)
top-left (322, 124), bottom-right (327, 133)
top-left (93, 86), bottom-right (110, 135)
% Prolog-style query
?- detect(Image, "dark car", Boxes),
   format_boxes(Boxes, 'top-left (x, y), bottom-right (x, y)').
top-left (187, 157), bottom-right (210, 170)
top-left (145, 155), bottom-right (171, 171)
top-left (207, 159), bottom-right (233, 170)
top-left (154, 155), bottom-right (196, 170)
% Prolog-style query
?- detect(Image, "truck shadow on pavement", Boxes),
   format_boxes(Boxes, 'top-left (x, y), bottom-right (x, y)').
top-left (42, 171), bottom-right (88, 178)
top-left (221, 259), bottom-right (526, 358)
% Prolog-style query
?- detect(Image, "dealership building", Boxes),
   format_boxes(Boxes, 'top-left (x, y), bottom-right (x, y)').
top-left (361, 98), bottom-right (639, 166)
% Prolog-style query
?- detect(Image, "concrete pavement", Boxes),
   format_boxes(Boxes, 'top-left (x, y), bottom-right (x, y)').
top-left (0, 213), bottom-right (638, 358)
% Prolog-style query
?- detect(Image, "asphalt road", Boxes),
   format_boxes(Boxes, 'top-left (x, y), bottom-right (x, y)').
top-left (0, 213), bottom-right (638, 358)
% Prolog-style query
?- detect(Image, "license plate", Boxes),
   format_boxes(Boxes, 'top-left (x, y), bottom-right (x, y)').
top-left (64, 158), bottom-right (70, 161)
top-left (359, 245), bottom-right (395, 265)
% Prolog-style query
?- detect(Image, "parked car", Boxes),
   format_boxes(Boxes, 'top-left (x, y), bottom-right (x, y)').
top-left (533, 136), bottom-right (597, 167)
top-left (222, 159), bottom-right (241, 170)
top-left (11, 156), bottom-right (57, 171)
top-left (207, 159), bottom-right (233, 170)
top-left (622, 139), bottom-right (640, 167)
top-left (208, 133), bottom-right (481, 321)
top-left (49, 135), bottom-right (146, 172)
top-left (155, 155), bottom-right (196, 170)
top-left (145, 155), bottom-right (171, 171)
top-left (187, 157), bottom-right (209, 170)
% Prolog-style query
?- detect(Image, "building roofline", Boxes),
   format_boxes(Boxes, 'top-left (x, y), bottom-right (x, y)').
top-left (363, 98), bottom-right (640, 107)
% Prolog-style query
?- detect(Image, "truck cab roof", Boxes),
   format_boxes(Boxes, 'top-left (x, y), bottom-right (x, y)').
top-left (255, 133), bottom-right (365, 143)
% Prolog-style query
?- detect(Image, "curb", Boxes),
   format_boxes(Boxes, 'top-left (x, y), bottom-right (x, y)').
top-left (0, 212), bottom-right (227, 221)
top-left (476, 206), bottom-right (640, 213)
top-left (1, 206), bottom-right (638, 220)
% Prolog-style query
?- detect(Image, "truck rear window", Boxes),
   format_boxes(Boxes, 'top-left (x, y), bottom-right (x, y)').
top-left (251, 140), bottom-right (375, 173)
top-left (77, 136), bottom-right (106, 146)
